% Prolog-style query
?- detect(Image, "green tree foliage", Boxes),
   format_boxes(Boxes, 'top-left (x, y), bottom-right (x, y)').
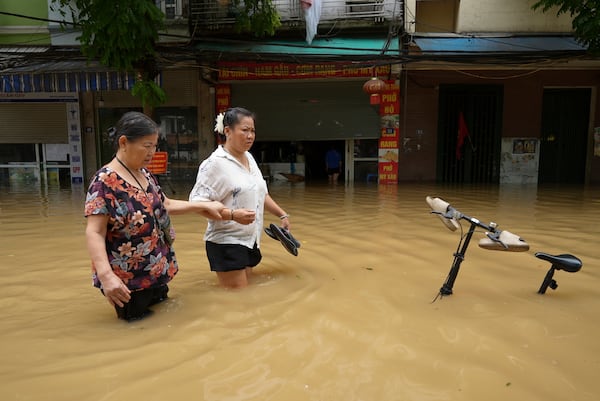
top-left (51, 0), bottom-right (166, 111)
top-left (51, 0), bottom-right (282, 110)
top-left (532, 0), bottom-right (600, 54)
top-left (231, 0), bottom-right (281, 37)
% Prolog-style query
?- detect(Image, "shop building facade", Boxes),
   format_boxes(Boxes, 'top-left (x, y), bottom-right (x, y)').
top-left (400, 0), bottom-right (600, 185)
top-left (1, 0), bottom-right (599, 187)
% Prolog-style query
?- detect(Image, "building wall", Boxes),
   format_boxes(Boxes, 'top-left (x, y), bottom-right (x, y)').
top-left (405, 0), bottom-right (574, 34)
top-left (457, 0), bottom-right (573, 33)
top-left (0, 0), bottom-right (49, 44)
top-left (398, 76), bottom-right (438, 181)
top-left (0, 0), bottom-right (48, 27)
top-left (400, 69), bottom-right (600, 183)
top-left (414, 0), bottom-right (457, 33)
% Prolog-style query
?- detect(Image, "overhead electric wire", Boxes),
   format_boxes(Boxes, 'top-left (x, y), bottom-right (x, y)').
top-left (0, 11), bottom-right (75, 26)
top-left (402, 3), bottom-right (586, 53)
top-left (0, 6), bottom-right (590, 73)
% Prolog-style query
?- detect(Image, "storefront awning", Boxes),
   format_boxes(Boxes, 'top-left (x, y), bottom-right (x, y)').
top-left (0, 60), bottom-right (142, 93)
top-left (195, 36), bottom-right (400, 60)
top-left (411, 35), bottom-right (587, 55)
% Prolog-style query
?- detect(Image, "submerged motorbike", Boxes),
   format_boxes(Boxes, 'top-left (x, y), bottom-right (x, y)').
top-left (426, 196), bottom-right (582, 300)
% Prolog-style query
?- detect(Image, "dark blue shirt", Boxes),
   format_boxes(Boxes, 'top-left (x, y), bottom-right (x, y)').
top-left (326, 149), bottom-right (341, 168)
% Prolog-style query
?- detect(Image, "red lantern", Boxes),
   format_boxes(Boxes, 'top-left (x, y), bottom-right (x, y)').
top-left (362, 77), bottom-right (386, 105)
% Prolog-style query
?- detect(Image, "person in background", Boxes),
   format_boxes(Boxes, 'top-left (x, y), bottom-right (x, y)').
top-left (325, 144), bottom-right (342, 183)
top-left (189, 107), bottom-right (291, 289)
top-left (85, 111), bottom-right (224, 321)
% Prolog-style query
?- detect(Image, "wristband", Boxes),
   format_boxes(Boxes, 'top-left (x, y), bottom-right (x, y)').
top-left (279, 214), bottom-right (289, 220)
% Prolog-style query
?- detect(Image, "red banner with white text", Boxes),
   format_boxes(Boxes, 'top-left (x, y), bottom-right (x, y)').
top-left (377, 81), bottom-right (400, 184)
top-left (218, 62), bottom-right (391, 80)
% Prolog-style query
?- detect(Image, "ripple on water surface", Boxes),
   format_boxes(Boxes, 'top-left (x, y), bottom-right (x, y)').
top-left (0, 182), bottom-right (599, 401)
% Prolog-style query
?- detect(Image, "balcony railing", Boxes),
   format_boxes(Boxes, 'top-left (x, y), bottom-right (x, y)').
top-left (189, 0), bottom-right (402, 32)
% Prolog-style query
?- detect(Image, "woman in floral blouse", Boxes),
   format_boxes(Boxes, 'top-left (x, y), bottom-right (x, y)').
top-left (85, 111), bottom-right (224, 321)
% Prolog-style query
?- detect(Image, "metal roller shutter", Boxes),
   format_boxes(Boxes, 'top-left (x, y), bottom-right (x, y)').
top-left (0, 103), bottom-right (68, 143)
top-left (231, 81), bottom-right (380, 141)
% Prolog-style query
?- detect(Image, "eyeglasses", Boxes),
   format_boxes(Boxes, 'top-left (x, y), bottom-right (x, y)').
top-left (141, 143), bottom-right (158, 152)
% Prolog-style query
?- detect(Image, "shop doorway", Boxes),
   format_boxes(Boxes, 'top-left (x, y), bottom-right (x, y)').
top-left (0, 93), bottom-right (82, 187)
top-left (0, 143), bottom-right (72, 188)
top-left (304, 140), bottom-right (345, 182)
top-left (349, 138), bottom-right (379, 183)
top-left (436, 85), bottom-right (504, 184)
top-left (0, 144), bottom-right (40, 187)
top-left (252, 139), bottom-right (379, 184)
top-left (538, 88), bottom-right (591, 185)
top-left (252, 140), bottom-right (343, 183)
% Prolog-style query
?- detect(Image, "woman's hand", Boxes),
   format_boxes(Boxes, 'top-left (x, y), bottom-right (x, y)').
top-left (86, 215), bottom-right (131, 307)
top-left (231, 208), bottom-right (256, 225)
top-left (98, 272), bottom-right (131, 307)
top-left (197, 201), bottom-right (225, 220)
top-left (264, 194), bottom-right (290, 229)
top-left (280, 216), bottom-right (291, 230)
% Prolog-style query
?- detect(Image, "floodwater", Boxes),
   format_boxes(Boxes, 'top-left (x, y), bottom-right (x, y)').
top-left (1, 180), bottom-right (599, 401)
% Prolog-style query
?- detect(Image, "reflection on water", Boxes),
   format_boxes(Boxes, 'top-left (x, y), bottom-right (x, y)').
top-left (1, 181), bottom-right (599, 401)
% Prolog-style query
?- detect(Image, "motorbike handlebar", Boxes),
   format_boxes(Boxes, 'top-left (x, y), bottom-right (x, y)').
top-left (426, 196), bottom-right (530, 252)
top-left (425, 196), bottom-right (460, 231)
top-left (478, 229), bottom-right (529, 252)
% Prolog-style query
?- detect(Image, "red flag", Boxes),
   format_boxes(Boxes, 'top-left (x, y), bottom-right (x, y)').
top-left (456, 112), bottom-right (470, 160)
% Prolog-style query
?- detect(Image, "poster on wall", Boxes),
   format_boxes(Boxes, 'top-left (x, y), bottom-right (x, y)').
top-left (44, 144), bottom-right (69, 161)
top-left (500, 138), bottom-right (540, 184)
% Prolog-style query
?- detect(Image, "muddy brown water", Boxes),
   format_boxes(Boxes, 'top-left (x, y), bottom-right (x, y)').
top-left (1, 181), bottom-right (598, 401)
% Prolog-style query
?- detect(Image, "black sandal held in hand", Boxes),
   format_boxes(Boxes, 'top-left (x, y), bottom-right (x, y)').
top-left (264, 223), bottom-right (300, 256)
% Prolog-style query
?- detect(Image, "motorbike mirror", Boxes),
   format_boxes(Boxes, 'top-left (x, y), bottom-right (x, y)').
top-left (426, 196), bottom-right (460, 232)
top-left (478, 230), bottom-right (530, 252)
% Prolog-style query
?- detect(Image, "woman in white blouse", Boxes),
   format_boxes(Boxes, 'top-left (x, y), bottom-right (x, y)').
top-left (189, 107), bottom-right (291, 289)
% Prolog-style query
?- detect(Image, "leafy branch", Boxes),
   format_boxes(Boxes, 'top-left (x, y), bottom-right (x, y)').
top-left (231, 0), bottom-right (282, 37)
top-left (532, 0), bottom-right (600, 55)
top-left (51, 0), bottom-right (167, 111)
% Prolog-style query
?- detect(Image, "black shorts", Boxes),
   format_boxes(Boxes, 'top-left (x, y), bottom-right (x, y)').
top-left (206, 241), bottom-right (262, 272)
top-left (327, 167), bottom-right (340, 175)
top-left (102, 285), bottom-right (169, 321)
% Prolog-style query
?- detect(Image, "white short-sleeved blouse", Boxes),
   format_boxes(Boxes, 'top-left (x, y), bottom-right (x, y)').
top-left (189, 145), bottom-right (268, 248)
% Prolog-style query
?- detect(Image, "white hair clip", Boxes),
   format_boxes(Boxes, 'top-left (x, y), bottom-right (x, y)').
top-left (214, 113), bottom-right (225, 134)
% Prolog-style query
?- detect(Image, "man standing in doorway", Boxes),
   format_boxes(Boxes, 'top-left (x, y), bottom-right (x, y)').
top-left (325, 145), bottom-right (342, 184)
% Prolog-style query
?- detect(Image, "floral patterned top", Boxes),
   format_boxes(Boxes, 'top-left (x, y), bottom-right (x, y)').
top-left (84, 166), bottom-right (177, 292)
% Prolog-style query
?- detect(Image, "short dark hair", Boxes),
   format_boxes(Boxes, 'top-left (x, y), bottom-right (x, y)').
top-left (108, 111), bottom-right (159, 149)
top-left (219, 107), bottom-right (256, 142)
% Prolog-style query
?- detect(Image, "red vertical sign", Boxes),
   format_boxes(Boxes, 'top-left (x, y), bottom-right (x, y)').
top-left (146, 152), bottom-right (168, 174)
top-left (215, 84), bottom-right (231, 113)
top-left (215, 84), bottom-right (231, 144)
top-left (377, 81), bottom-right (400, 184)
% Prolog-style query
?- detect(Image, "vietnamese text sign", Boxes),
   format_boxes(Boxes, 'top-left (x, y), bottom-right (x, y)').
top-left (218, 62), bottom-right (391, 80)
top-left (377, 82), bottom-right (400, 184)
top-left (147, 152), bottom-right (168, 175)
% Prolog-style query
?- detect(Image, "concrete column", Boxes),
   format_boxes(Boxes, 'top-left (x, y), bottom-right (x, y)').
top-left (80, 91), bottom-right (99, 184)
top-left (197, 69), bottom-right (216, 163)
